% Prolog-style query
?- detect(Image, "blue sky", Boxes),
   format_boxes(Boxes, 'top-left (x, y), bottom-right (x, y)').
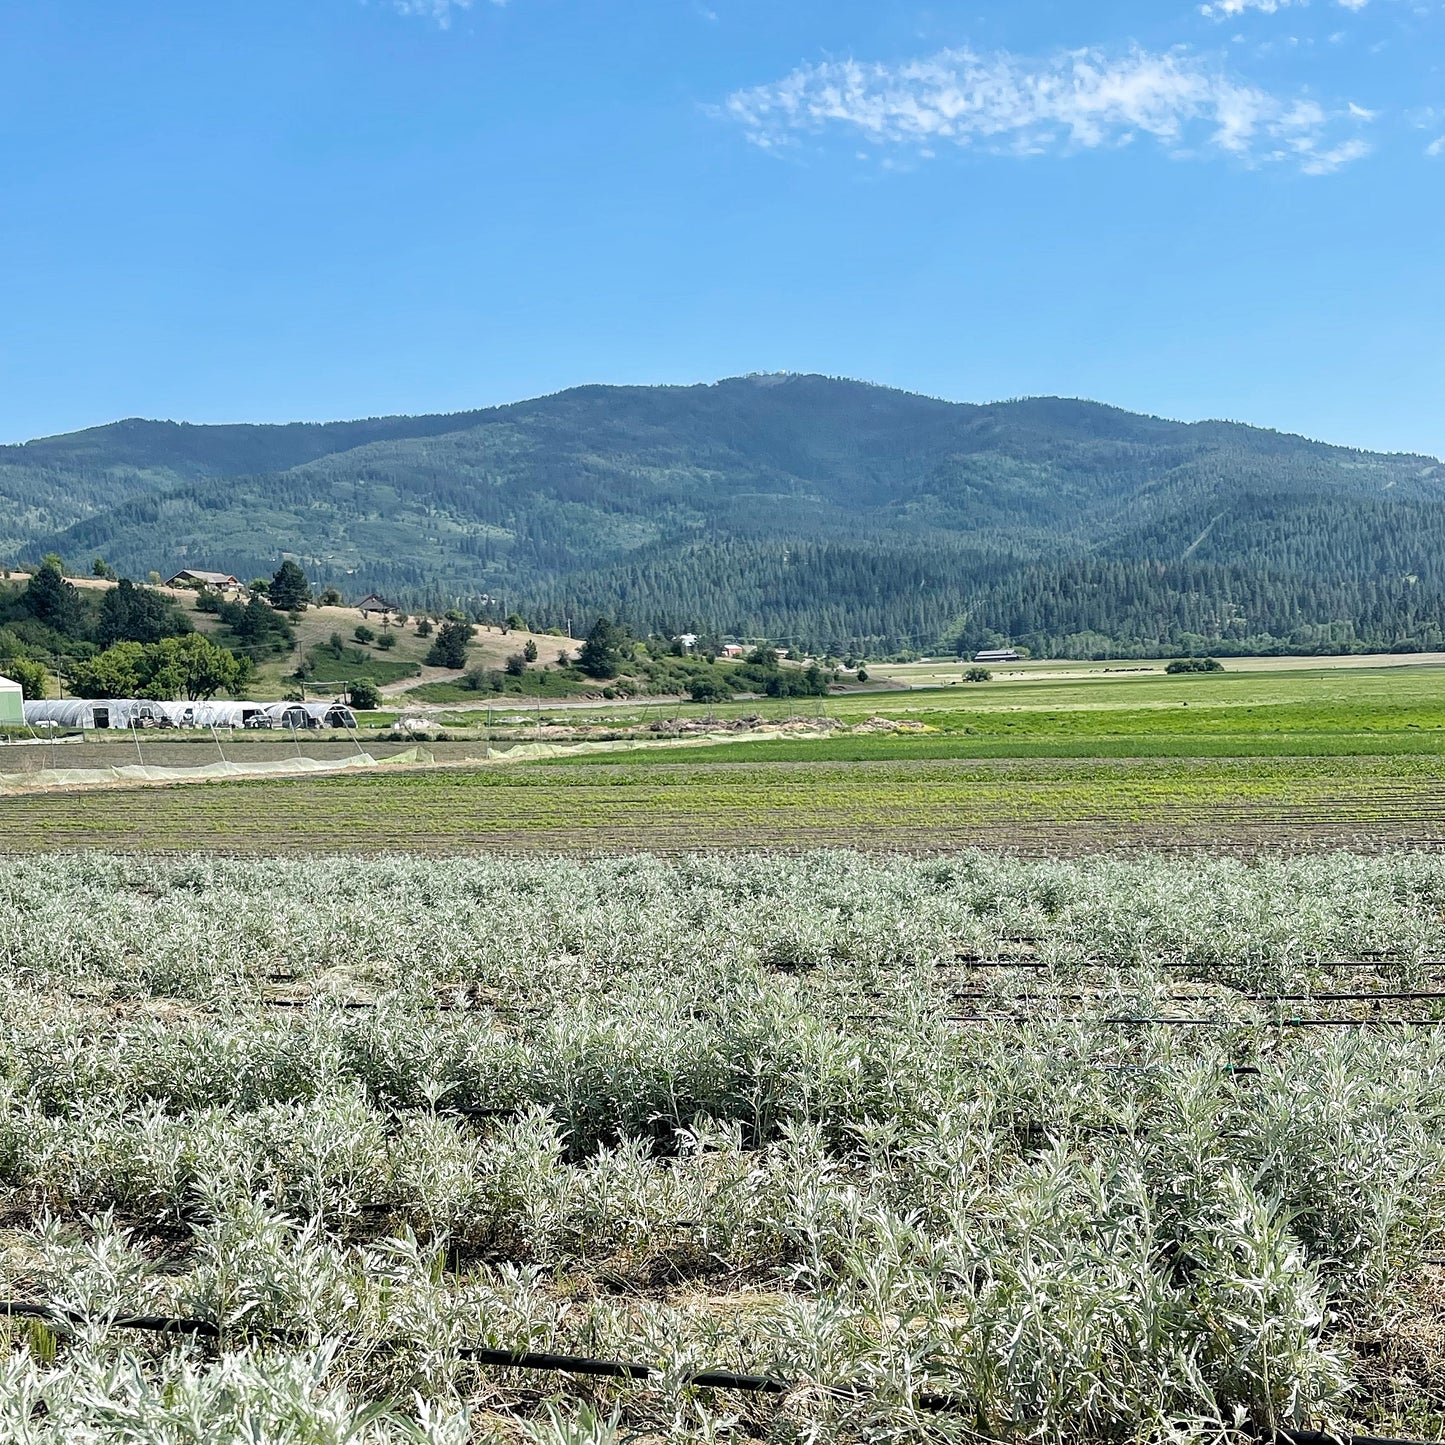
top-left (2, 0), bottom-right (1442, 454)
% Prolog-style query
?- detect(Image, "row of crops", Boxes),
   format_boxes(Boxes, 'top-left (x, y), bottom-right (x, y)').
top-left (12, 754), bottom-right (1445, 854)
top-left (6, 851), bottom-right (1445, 1441)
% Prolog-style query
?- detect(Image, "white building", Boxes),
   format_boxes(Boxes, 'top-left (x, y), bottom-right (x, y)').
top-left (0, 675), bottom-right (21, 727)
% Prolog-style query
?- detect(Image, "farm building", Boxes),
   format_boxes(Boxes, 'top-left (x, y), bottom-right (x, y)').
top-left (21, 697), bottom-right (358, 730)
top-left (0, 676), bottom-right (21, 726)
top-left (357, 594), bottom-right (394, 617)
top-left (249, 701), bottom-right (358, 730)
top-left (23, 699), bottom-right (170, 730)
top-left (721, 644), bottom-right (745, 658)
top-left (157, 701), bottom-right (269, 729)
top-left (973, 649), bottom-right (1021, 663)
top-left (166, 569), bottom-right (244, 592)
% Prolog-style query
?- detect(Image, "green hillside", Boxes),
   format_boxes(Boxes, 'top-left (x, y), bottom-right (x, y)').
top-left (9, 374), bottom-right (1445, 657)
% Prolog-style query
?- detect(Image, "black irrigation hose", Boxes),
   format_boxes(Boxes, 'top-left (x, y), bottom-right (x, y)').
top-left (460, 1349), bottom-right (959, 1410)
top-left (942, 1015), bottom-right (1445, 1027)
top-left (3, 1304), bottom-right (1436, 1439)
top-left (936, 991), bottom-right (1445, 1005)
top-left (0, 1302), bottom-right (220, 1338)
top-left (0, 1308), bottom-right (953, 1411)
top-left (461, 1348), bottom-right (655, 1382)
top-left (948, 956), bottom-right (1445, 971)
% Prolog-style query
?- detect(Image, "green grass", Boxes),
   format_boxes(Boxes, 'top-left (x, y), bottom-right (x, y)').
top-left (472, 662), bottom-right (1442, 732)
top-left (410, 668), bottom-right (599, 703)
top-left (843, 665), bottom-right (1445, 724)
top-left (7, 660), bottom-right (1444, 855)
top-left (550, 730), bottom-right (1445, 765)
top-left (528, 664), bottom-right (1445, 755)
top-left (11, 753), bottom-right (1445, 853)
top-left (301, 651), bottom-right (421, 688)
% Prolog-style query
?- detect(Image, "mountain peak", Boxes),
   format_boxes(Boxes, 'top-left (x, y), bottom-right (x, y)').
top-left (3, 376), bottom-right (1443, 658)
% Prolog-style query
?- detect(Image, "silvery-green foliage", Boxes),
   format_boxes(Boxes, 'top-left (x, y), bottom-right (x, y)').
top-left (4, 850), bottom-right (1445, 1440)
top-left (0, 1345), bottom-right (473, 1444)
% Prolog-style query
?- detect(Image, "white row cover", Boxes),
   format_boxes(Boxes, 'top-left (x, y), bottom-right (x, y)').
top-left (22, 699), bottom-right (358, 730)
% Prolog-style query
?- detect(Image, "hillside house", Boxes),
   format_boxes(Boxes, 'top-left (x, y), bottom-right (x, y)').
top-left (167, 569), bottom-right (243, 592)
top-left (721, 644), bottom-right (745, 658)
top-left (357, 594), bottom-right (394, 618)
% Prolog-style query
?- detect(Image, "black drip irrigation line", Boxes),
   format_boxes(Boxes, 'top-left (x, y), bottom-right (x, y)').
top-left (930, 990), bottom-right (1445, 1005)
top-left (0, 1306), bottom-right (955, 1411)
top-left (940, 1015), bottom-right (1445, 1028)
top-left (3, 1303), bottom-right (1438, 1441)
top-left (1272, 1432), bottom-right (1438, 1445)
top-left (847, 1012), bottom-right (1445, 1028)
top-left (458, 1348), bottom-right (960, 1411)
top-left (259, 997), bottom-right (551, 1016)
top-left (946, 956), bottom-right (1445, 971)
top-left (0, 1302), bottom-right (220, 1338)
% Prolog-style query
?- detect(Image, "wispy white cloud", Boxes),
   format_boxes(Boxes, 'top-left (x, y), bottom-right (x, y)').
top-left (386, 0), bottom-right (504, 27)
top-left (1202, 0), bottom-right (1383, 15)
top-left (1428, 135), bottom-right (1445, 155)
top-left (725, 46), bottom-right (1375, 174)
top-left (1201, 0), bottom-right (1303, 16)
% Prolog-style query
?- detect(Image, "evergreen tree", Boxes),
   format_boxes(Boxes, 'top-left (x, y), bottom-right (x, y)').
top-left (577, 617), bottom-right (628, 679)
top-left (425, 618), bottom-right (473, 669)
top-left (96, 579), bottom-right (190, 648)
top-left (269, 560), bottom-right (312, 611)
top-left (23, 560), bottom-right (81, 632)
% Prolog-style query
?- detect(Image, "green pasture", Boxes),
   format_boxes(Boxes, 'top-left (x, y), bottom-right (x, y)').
top-left (477, 661), bottom-right (1444, 731)
top-left (832, 662), bottom-right (1445, 732)
top-left (493, 662), bottom-right (1445, 760)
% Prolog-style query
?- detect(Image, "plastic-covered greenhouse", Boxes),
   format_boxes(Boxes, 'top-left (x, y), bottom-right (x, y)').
top-left (155, 701), bottom-right (268, 728)
top-left (251, 702), bottom-right (358, 730)
top-left (23, 699), bottom-right (170, 729)
top-left (19, 699), bottom-right (356, 730)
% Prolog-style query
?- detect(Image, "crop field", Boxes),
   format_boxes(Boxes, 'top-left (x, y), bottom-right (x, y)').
top-left (439, 662), bottom-right (1445, 761)
top-left (5, 850), bottom-right (1445, 1441)
top-left (10, 754), bottom-right (1445, 854)
top-left (476, 659), bottom-right (1445, 731)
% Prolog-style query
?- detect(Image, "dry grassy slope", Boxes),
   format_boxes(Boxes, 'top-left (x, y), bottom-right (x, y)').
top-left (68, 576), bottom-right (573, 699)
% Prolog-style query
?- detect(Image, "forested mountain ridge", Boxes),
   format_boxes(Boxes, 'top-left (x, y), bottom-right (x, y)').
top-left (7, 374), bottom-right (1444, 656)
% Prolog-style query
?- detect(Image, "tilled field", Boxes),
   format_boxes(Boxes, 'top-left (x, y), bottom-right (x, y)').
top-left (5, 852), bottom-right (1445, 1441)
top-left (0, 735), bottom-right (486, 772)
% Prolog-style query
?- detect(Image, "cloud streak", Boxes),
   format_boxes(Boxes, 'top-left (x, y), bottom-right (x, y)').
top-left (725, 45), bottom-right (1374, 174)
top-left (1200, 0), bottom-right (1370, 16)
top-left (387, 0), bottom-right (503, 26)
